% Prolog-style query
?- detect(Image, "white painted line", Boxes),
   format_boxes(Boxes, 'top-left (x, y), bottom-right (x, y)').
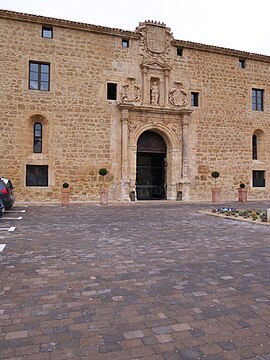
top-left (8, 210), bottom-right (25, 213)
top-left (0, 227), bottom-right (16, 232)
top-left (0, 244), bottom-right (6, 252)
top-left (0, 217), bottom-right (22, 220)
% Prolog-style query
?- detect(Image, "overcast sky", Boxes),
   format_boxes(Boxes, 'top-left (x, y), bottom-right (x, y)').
top-left (1, 0), bottom-right (270, 56)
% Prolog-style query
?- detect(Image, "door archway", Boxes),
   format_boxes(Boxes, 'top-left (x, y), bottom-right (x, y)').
top-left (136, 131), bottom-right (166, 200)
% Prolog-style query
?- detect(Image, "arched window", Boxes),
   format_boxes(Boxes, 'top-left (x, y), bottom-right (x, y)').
top-left (33, 122), bottom-right (42, 153)
top-left (252, 134), bottom-right (257, 160)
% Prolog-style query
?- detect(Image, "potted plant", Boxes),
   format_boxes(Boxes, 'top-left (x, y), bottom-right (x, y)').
top-left (211, 171), bottom-right (221, 203)
top-left (238, 182), bottom-right (247, 202)
top-left (99, 168), bottom-right (108, 205)
top-left (61, 182), bottom-right (70, 206)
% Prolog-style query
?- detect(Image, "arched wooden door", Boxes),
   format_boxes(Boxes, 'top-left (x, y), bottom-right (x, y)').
top-left (136, 131), bottom-right (167, 200)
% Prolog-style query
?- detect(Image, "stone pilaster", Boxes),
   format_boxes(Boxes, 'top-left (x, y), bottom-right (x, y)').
top-left (141, 66), bottom-right (149, 105)
top-left (164, 70), bottom-right (169, 106)
top-left (180, 113), bottom-right (191, 200)
top-left (121, 108), bottom-right (131, 201)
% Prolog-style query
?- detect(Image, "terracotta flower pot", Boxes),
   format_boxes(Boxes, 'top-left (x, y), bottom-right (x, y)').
top-left (238, 188), bottom-right (247, 202)
top-left (61, 188), bottom-right (70, 206)
top-left (100, 189), bottom-right (108, 205)
top-left (212, 188), bottom-right (221, 203)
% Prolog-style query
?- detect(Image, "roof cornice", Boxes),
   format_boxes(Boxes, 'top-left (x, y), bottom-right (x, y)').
top-left (1, 9), bottom-right (270, 62)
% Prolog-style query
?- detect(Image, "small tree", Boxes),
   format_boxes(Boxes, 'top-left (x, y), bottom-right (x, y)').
top-left (62, 182), bottom-right (69, 188)
top-left (99, 168), bottom-right (108, 189)
top-left (211, 171), bottom-right (220, 188)
top-left (239, 182), bottom-right (245, 188)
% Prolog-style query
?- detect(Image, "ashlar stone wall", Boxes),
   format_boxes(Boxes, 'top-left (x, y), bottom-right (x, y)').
top-left (1, 10), bottom-right (270, 202)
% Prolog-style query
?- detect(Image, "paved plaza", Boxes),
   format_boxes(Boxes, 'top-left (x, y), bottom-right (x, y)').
top-left (0, 201), bottom-right (270, 360)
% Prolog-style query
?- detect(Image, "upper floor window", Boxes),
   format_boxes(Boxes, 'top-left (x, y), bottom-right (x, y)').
top-left (107, 83), bottom-right (117, 100)
top-left (122, 39), bottom-right (129, 48)
top-left (42, 26), bottom-right (53, 39)
top-left (239, 58), bottom-right (246, 69)
top-left (191, 92), bottom-right (199, 107)
top-left (252, 88), bottom-right (264, 111)
top-left (34, 123), bottom-right (42, 153)
top-left (177, 47), bottom-right (183, 56)
top-left (29, 62), bottom-right (50, 91)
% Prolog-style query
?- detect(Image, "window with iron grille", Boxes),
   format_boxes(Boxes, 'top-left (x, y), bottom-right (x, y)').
top-left (26, 165), bottom-right (48, 187)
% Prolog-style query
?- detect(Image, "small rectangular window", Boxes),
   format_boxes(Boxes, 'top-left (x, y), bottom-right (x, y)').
top-left (42, 26), bottom-right (53, 39)
top-left (122, 39), bottom-right (129, 48)
top-left (191, 92), bottom-right (199, 107)
top-left (239, 58), bottom-right (245, 68)
top-left (252, 170), bottom-right (265, 187)
top-left (107, 83), bottom-right (117, 100)
top-left (26, 165), bottom-right (48, 187)
top-left (29, 61), bottom-right (50, 91)
top-left (252, 88), bottom-right (264, 111)
top-left (177, 47), bottom-right (183, 56)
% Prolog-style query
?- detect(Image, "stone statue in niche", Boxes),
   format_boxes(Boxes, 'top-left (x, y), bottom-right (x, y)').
top-left (121, 79), bottom-right (141, 103)
top-left (169, 83), bottom-right (188, 107)
top-left (150, 81), bottom-right (160, 105)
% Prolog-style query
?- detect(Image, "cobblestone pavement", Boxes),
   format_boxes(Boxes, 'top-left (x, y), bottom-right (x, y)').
top-left (0, 201), bottom-right (270, 360)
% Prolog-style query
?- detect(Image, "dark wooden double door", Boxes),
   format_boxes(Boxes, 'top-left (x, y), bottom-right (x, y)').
top-left (136, 131), bottom-right (166, 200)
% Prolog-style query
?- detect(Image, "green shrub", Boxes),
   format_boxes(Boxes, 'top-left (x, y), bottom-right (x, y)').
top-left (99, 168), bottom-right (108, 176)
top-left (211, 171), bottom-right (220, 179)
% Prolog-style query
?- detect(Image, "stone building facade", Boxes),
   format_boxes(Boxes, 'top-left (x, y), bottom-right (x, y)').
top-left (1, 9), bottom-right (270, 203)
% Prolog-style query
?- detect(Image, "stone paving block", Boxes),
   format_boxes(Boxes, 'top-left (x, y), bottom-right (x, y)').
top-left (130, 345), bottom-right (155, 358)
top-left (5, 330), bottom-right (28, 340)
top-left (123, 329), bottom-right (145, 339)
top-left (155, 334), bottom-right (173, 343)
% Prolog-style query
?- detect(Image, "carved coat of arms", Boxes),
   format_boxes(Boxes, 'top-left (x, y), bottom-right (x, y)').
top-left (146, 25), bottom-right (166, 54)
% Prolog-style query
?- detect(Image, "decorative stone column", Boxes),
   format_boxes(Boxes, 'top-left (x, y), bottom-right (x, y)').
top-left (129, 145), bottom-right (137, 200)
top-left (166, 149), bottom-right (178, 200)
top-left (180, 113), bottom-right (191, 200)
top-left (164, 70), bottom-right (169, 106)
top-left (141, 66), bottom-right (149, 105)
top-left (121, 108), bottom-right (131, 201)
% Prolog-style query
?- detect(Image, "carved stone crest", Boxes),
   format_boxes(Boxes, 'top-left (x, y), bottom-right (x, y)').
top-left (169, 83), bottom-right (188, 107)
top-left (121, 78), bottom-right (141, 103)
top-left (136, 21), bottom-right (173, 63)
top-left (146, 25), bottom-right (166, 54)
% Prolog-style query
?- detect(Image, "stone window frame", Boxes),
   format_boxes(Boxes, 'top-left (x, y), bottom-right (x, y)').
top-left (252, 88), bottom-right (264, 111)
top-left (42, 26), bottom-right (53, 39)
top-left (26, 165), bottom-right (49, 187)
top-left (29, 61), bottom-right (50, 91)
